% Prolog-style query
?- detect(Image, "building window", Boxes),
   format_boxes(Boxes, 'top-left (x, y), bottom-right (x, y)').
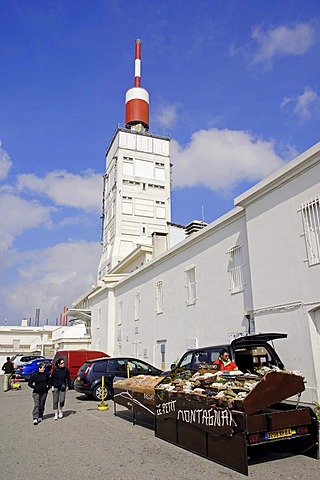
top-left (123, 156), bottom-right (134, 176)
top-left (185, 266), bottom-right (196, 306)
top-left (117, 328), bottom-right (122, 342)
top-left (155, 280), bottom-right (164, 314)
top-left (141, 223), bottom-right (147, 236)
top-left (97, 307), bottom-right (101, 329)
top-left (133, 292), bottom-right (140, 321)
top-left (155, 200), bottom-right (166, 219)
top-left (301, 197), bottom-right (320, 266)
top-left (117, 300), bottom-right (123, 326)
top-left (227, 245), bottom-right (244, 294)
top-left (122, 196), bottom-right (133, 215)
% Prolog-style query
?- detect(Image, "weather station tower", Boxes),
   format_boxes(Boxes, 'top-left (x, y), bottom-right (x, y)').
top-left (98, 40), bottom-right (171, 280)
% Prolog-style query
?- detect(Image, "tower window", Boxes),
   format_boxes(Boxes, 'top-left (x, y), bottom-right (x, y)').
top-left (141, 223), bottom-right (147, 235)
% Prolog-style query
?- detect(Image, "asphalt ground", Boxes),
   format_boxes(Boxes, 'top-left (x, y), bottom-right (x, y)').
top-left (0, 382), bottom-right (319, 480)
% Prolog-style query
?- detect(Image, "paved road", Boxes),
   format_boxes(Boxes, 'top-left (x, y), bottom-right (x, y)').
top-left (0, 382), bottom-right (319, 480)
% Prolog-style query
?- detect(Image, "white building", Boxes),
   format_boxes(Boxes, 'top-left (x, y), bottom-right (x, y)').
top-left (70, 41), bottom-right (320, 405)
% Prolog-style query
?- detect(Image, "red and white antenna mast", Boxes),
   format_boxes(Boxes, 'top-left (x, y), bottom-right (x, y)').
top-left (125, 39), bottom-right (149, 131)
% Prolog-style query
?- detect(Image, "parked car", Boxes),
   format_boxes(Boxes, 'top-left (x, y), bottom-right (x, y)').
top-left (171, 333), bottom-right (286, 373)
top-left (15, 358), bottom-right (52, 380)
top-left (74, 357), bottom-right (163, 401)
top-left (10, 354), bottom-right (45, 369)
top-left (51, 350), bottom-right (109, 384)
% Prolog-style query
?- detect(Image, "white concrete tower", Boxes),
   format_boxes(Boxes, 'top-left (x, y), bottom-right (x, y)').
top-left (98, 40), bottom-right (171, 279)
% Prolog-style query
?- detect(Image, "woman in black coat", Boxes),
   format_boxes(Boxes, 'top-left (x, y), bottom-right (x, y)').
top-left (28, 362), bottom-right (50, 425)
top-left (50, 358), bottom-right (72, 420)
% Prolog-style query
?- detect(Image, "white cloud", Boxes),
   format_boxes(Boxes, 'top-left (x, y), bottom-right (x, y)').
top-left (17, 169), bottom-right (103, 212)
top-left (2, 240), bottom-right (101, 324)
top-left (281, 86), bottom-right (320, 120)
top-left (0, 142), bottom-right (13, 180)
top-left (171, 128), bottom-right (285, 191)
top-left (154, 103), bottom-right (178, 128)
top-left (0, 193), bottom-right (54, 253)
top-left (231, 22), bottom-right (316, 70)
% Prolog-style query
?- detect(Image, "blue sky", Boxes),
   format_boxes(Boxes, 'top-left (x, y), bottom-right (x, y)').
top-left (1, 0), bottom-right (319, 325)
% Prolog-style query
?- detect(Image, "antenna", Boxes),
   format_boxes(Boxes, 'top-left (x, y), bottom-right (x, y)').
top-left (125, 39), bottom-right (149, 131)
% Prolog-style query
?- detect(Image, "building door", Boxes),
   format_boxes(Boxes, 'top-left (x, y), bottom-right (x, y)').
top-left (156, 340), bottom-right (167, 371)
top-left (310, 308), bottom-right (320, 401)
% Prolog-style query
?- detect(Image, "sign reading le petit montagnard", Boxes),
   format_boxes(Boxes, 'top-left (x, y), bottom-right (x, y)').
top-left (155, 397), bottom-right (234, 436)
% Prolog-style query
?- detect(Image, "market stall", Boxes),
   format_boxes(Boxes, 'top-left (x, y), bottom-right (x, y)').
top-left (113, 368), bottom-right (319, 475)
top-left (113, 375), bottom-right (163, 423)
top-left (154, 368), bottom-right (319, 475)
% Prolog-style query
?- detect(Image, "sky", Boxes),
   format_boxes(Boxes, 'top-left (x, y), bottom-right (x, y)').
top-left (1, 0), bottom-right (319, 326)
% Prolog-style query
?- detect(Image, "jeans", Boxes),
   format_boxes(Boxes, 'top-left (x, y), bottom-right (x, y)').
top-left (3, 373), bottom-right (12, 391)
top-left (52, 388), bottom-right (66, 410)
top-left (32, 391), bottom-right (48, 419)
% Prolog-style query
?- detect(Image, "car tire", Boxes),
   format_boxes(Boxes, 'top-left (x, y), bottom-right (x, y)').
top-left (93, 383), bottom-right (110, 401)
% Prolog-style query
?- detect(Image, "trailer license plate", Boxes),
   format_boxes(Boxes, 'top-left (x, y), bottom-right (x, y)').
top-left (268, 428), bottom-right (293, 440)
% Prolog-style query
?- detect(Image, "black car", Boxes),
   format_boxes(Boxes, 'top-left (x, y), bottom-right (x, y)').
top-left (172, 333), bottom-right (286, 373)
top-left (74, 357), bottom-right (162, 401)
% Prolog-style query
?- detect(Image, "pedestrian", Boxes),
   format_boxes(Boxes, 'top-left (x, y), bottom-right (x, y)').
top-left (2, 356), bottom-right (15, 392)
top-left (50, 358), bottom-right (72, 420)
top-left (28, 362), bottom-right (50, 425)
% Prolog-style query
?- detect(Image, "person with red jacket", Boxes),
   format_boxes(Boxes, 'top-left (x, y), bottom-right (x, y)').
top-left (213, 349), bottom-right (237, 371)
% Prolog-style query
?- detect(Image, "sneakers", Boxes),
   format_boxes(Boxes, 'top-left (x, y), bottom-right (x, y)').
top-left (54, 412), bottom-right (58, 420)
top-left (33, 419), bottom-right (38, 425)
top-left (37, 417), bottom-right (42, 423)
top-left (58, 410), bottom-right (63, 419)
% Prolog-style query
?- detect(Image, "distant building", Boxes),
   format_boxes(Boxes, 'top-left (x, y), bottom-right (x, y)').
top-left (0, 321), bottom-right (91, 368)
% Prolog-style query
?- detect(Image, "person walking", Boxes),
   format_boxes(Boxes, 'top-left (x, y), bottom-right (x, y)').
top-left (2, 357), bottom-right (15, 392)
top-left (50, 358), bottom-right (72, 420)
top-left (28, 362), bottom-right (50, 425)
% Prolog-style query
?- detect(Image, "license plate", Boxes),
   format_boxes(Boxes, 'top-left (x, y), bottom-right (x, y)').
top-left (267, 428), bottom-right (293, 440)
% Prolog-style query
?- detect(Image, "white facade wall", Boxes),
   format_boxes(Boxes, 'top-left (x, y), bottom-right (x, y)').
top-left (90, 287), bottom-right (116, 356)
top-left (113, 209), bottom-right (253, 368)
top-left (235, 146), bottom-right (320, 403)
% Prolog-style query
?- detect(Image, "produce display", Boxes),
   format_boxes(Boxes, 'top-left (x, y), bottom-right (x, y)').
top-left (155, 366), bottom-right (305, 414)
top-left (113, 375), bottom-right (163, 395)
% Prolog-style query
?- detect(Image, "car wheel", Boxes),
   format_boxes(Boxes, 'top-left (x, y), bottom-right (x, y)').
top-left (93, 383), bottom-right (110, 401)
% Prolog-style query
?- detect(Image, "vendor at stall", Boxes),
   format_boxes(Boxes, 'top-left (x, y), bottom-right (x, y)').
top-left (213, 349), bottom-right (237, 371)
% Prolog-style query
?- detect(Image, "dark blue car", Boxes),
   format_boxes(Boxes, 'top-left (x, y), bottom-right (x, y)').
top-left (15, 358), bottom-right (52, 380)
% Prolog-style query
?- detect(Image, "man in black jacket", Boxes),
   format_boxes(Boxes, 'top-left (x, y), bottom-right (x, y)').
top-left (28, 363), bottom-right (50, 425)
top-left (2, 357), bottom-right (15, 392)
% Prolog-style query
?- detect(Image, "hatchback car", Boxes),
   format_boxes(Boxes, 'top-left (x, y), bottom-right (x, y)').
top-left (172, 333), bottom-right (286, 373)
top-left (10, 354), bottom-right (45, 369)
top-left (74, 357), bottom-right (162, 401)
top-left (15, 358), bottom-right (52, 380)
